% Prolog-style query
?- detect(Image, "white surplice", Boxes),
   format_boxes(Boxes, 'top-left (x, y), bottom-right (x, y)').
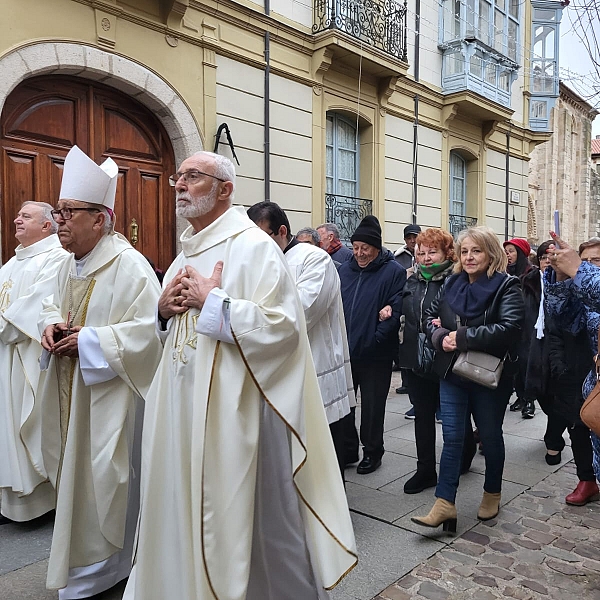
top-left (37, 232), bottom-right (163, 595)
top-left (123, 206), bottom-right (357, 600)
top-left (284, 241), bottom-right (355, 424)
top-left (0, 234), bottom-right (70, 521)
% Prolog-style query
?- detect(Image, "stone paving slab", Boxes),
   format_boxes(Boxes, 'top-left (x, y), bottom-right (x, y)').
top-left (376, 462), bottom-right (600, 600)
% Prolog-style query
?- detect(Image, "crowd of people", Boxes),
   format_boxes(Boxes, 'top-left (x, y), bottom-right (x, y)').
top-left (1, 145), bottom-right (600, 598)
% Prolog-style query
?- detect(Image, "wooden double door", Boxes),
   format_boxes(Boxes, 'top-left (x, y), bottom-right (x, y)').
top-left (0, 76), bottom-right (176, 269)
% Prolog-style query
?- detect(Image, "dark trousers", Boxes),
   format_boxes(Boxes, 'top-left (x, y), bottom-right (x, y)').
top-left (544, 411), bottom-right (595, 481)
top-left (329, 418), bottom-right (345, 482)
top-left (344, 360), bottom-right (393, 461)
top-left (404, 369), bottom-right (476, 476)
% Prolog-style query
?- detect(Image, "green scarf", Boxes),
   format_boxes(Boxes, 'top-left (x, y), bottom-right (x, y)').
top-left (418, 260), bottom-right (453, 281)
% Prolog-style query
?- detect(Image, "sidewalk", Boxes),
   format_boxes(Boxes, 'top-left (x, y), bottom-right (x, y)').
top-left (1, 371), bottom-right (597, 599)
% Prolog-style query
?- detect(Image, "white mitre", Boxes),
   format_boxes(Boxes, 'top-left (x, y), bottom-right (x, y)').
top-left (59, 145), bottom-right (119, 210)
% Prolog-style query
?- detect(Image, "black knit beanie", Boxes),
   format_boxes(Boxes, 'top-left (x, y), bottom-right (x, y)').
top-left (350, 215), bottom-right (382, 250)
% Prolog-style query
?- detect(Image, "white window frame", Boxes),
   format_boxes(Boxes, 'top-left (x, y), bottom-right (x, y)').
top-left (450, 152), bottom-right (467, 216)
top-left (326, 113), bottom-right (360, 198)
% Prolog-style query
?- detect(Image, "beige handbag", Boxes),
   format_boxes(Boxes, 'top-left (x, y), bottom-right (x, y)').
top-left (452, 350), bottom-right (505, 389)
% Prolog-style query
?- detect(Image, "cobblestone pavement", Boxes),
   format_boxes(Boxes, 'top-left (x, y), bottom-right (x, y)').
top-left (376, 461), bottom-right (600, 600)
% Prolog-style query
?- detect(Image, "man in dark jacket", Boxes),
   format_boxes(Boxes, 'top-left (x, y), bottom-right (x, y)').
top-left (338, 215), bottom-right (406, 474)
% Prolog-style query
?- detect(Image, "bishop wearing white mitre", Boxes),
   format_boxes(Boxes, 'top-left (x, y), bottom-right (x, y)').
top-left (38, 146), bottom-right (163, 599)
top-left (0, 201), bottom-right (69, 522)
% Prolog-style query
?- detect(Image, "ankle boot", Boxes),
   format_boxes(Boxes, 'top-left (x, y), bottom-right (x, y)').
top-left (565, 480), bottom-right (600, 506)
top-left (478, 491), bottom-right (501, 520)
top-left (521, 399), bottom-right (535, 419)
top-left (411, 498), bottom-right (457, 532)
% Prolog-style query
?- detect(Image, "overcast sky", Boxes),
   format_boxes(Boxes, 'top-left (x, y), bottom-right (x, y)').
top-left (559, 5), bottom-right (600, 137)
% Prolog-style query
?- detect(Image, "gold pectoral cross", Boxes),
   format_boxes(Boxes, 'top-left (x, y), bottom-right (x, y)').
top-left (172, 311), bottom-right (199, 364)
top-left (0, 280), bottom-right (13, 313)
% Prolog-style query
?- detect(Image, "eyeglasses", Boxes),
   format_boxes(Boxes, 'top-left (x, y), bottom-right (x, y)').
top-left (51, 207), bottom-right (101, 221)
top-left (168, 170), bottom-right (225, 187)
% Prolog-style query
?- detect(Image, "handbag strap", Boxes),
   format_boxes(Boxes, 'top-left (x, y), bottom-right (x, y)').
top-left (595, 323), bottom-right (600, 382)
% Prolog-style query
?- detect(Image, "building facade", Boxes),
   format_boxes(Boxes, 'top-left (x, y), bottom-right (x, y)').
top-left (0, 0), bottom-right (562, 267)
top-left (528, 83), bottom-right (599, 248)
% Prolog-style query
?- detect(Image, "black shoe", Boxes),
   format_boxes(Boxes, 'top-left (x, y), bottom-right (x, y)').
top-left (404, 470), bottom-right (437, 494)
top-left (396, 386), bottom-right (408, 394)
top-left (357, 456), bottom-right (382, 474)
top-left (521, 399), bottom-right (535, 419)
top-left (509, 398), bottom-right (524, 412)
top-left (545, 451), bottom-right (561, 465)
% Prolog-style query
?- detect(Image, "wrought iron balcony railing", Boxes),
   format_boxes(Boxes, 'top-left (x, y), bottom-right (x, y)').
top-left (325, 194), bottom-right (373, 246)
top-left (313, 0), bottom-right (408, 62)
top-left (449, 214), bottom-right (478, 238)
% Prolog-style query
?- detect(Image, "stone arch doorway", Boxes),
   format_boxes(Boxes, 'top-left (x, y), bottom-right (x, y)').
top-left (1, 75), bottom-right (177, 269)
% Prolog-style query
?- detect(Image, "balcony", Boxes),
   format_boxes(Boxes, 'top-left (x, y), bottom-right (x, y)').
top-left (313, 0), bottom-right (408, 62)
top-left (449, 214), bottom-right (478, 238)
top-left (325, 194), bottom-right (373, 245)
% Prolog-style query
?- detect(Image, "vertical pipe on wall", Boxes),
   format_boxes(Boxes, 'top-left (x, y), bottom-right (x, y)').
top-left (505, 126), bottom-right (511, 240)
top-left (411, 0), bottom-right (421, 225)
top-left (264, 0), bottom-right (271, 201)
top-left (264, 31), bottom-right (271, 201)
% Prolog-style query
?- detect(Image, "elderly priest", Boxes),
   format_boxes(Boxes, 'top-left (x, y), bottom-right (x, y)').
top-left (38, 146), bottom-right (163, 599)
top-left (123, 151), bottom-right (357, 600)
top-left (0, 201), bottom-right (70, 522)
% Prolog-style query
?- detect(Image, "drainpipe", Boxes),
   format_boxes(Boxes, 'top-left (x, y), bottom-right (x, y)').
top-left (411, 0), bottom-right (420, 225)
top-left (504, 125), bottom-right (511, 240)
top-left (264, 0), bottom-right (271, 201)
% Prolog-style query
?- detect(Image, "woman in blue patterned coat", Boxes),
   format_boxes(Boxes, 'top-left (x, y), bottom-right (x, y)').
top-left (544, 234), bottom-right (600, 505)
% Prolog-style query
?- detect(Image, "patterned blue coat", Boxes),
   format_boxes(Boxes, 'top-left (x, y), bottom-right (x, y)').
top-left (544, 261), bottom-right (600, 479)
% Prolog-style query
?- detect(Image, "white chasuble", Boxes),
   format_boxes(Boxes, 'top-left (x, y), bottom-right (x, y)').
top-left (0, 234), bottom-right (70, 521)
top-left (37, 232), bottom-right (162, 591)
top-left (124, 206), bottom-right (357, 600)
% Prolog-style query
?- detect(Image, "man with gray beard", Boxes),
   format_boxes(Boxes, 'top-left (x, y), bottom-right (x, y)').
top-left (124, 151), bottom-right (356, 600)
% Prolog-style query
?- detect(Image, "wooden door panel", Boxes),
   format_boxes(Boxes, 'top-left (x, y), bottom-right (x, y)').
top-left (1, 76), bottom-right (176, 269)
top-left (103, 109), bottom-right (158, 161)
top-left (1, 149), bottom-right (36, 258)
top-left (6, 99), bottom-right (78, 148)
top-left (139, 172), bottom-right (161, 264)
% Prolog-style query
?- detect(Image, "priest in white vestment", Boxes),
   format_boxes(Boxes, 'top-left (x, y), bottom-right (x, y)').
top-left (0, 201), bottom-right (70, 522)
top-left (123, 151), bottom-right (357, 600)
top-left (247, 201), bottom-right (354, 476)
top-left (38, 146), bottom-right (163, 599)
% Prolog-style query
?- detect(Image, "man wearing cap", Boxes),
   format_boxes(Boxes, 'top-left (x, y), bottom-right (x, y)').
top-left (0, 202), bottom-right (70, 523)
top-left (38, 146), bottom-right (163, 599)
top-left (395, 223), bottom-right (421, 271)
top-left (123, 152), bottom-right (356, 600)
top-left (247, 201), bottom-right (355, 477)
top-left (338, 215), bottom-right (406, 474)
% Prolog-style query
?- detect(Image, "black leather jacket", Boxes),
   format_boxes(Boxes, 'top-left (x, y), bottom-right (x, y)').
top-left (425, 274), bottom-right (524, 379)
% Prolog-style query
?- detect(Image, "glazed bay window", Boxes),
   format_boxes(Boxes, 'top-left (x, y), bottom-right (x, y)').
top-left (529, 1), bottom-right (563, 131)
top-left (439, 0), bottom-right (520, 106)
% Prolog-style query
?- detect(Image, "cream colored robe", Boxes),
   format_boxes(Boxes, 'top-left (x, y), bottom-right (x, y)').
top-left (284, 241), bottom-right (355, 424)
top-left (125, 206), bottom-right (357, 600)
top-left (0, 235), bottom-right (70, 520)
top-left (37, 232), bottom-right (162, 590)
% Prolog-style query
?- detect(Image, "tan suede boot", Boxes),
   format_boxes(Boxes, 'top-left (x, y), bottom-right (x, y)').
top-left (478, 491), bottom-right (501, 520)
top-left (411, 498), bottom-right (457, 533)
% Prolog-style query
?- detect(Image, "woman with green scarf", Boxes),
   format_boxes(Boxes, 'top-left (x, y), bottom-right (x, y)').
top-left (391, 227), bottom-right (476, 494)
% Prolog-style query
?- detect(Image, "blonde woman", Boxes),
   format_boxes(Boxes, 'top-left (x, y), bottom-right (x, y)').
top-left (412, 227), bottom-right (524, 532)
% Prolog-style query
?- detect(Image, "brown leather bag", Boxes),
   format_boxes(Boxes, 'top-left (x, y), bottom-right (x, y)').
top-left (580, 341), bottom-right (600, 436)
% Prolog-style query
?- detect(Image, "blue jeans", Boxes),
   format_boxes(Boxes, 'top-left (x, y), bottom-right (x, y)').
top-left (436, 374), bottom-right (512, 503)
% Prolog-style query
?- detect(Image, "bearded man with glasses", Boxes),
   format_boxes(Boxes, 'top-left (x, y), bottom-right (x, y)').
top-left (37, 145), bottom-right (163, 599)
top-left (123, 151), bottom-right (356, 600)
